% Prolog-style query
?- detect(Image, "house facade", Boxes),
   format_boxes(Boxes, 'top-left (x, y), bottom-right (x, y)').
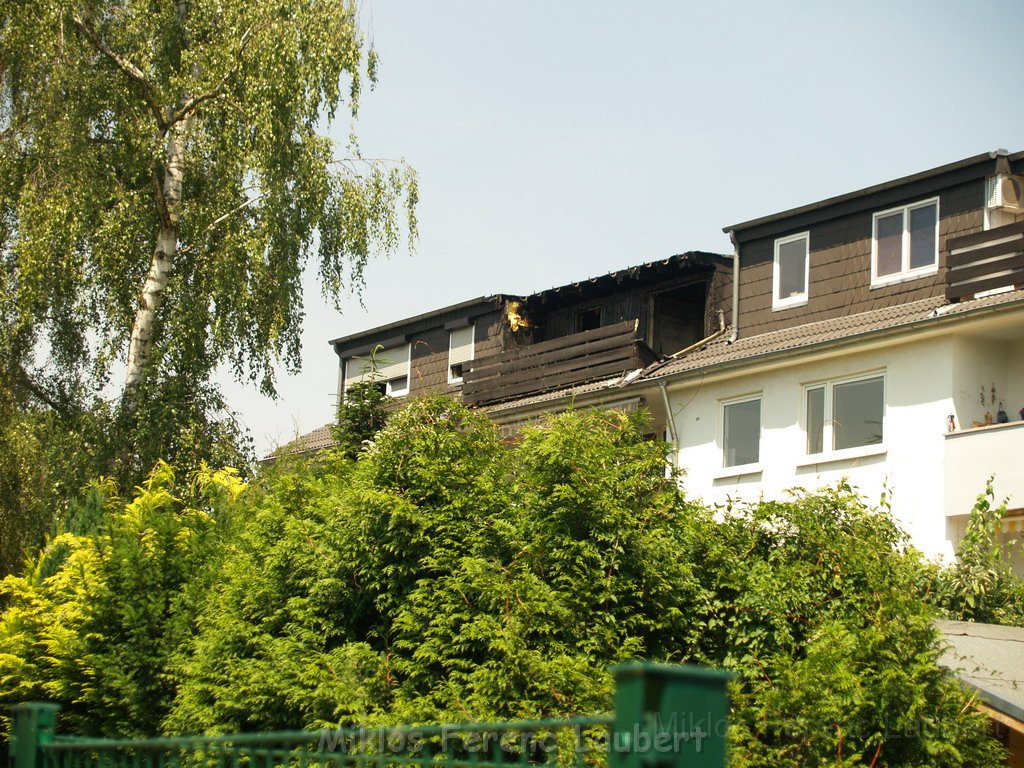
top-left (329, 295), bottom-right (512, 400)
top-left (644, 150), bottom-right (1024, 564)
top-left (326, 252), bottom-right (730, 416)
top-left (300, 149), bottom-right (1024, 569)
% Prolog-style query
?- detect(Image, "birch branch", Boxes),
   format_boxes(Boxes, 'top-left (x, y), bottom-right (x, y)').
top-left (177, 192), bottom-right (266, 256)
top-left (169, 26), bottom-right (255, 125)
top-left (70, 12), bottom-right (167, 130)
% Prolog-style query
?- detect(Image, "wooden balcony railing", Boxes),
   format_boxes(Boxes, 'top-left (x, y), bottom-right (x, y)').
top-left (462, 320), bottom-right (658, 406)
top-left (946, 221), bottom-right (1024, 301)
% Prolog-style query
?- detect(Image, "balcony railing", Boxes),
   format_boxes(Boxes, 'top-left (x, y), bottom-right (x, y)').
top-left (462, 320), bottom-right (658, 406)
top-left (946, 221), bottom-right (1024, 301)
top-left (944, 420), bottom-right (1024, 516)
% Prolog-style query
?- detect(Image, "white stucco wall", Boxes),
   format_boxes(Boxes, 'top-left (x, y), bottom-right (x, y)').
top-left (952, 336), bottom-right (1012, 429)
top-left (668, 335), bottom-right (959, 561)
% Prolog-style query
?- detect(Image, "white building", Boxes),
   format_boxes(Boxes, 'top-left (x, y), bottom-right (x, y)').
top-left (644, 150), bottom-right (1024, 566)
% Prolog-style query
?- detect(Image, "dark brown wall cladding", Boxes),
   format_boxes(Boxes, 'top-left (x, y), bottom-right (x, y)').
top-left (407, 309), bottom-right (506, 396)
top-left (708, 265), bottom-right (733, 327)
top-left (541, 285), bottom-right (654, 340)
top-left (736, 181), bottom-right (985, 337)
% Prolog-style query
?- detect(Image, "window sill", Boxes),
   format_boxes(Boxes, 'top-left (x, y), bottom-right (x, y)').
top-left (796, 444), bottom-right (886, 468)
top-left (772, 296), bottom-right (808, 312)
top-left (713, 463), bottom-right (763, 480)
top-left (869, 266), bottom-right (938, 289)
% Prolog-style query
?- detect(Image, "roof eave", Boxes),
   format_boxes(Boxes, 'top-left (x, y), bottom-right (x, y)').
top-left (328, 294), bottom-right (511, 349)
top-left (724, 150), bottom-right (1023, 237)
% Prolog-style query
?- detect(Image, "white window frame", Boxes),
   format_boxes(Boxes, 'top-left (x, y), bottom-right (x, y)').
top-left (721, 394), bottom-right (762, 470)
top-left (384, 375), bottom-right (410, 397)
top-left (802, 371), bottom-right (886, 461)
top-left (870, 197), bottom-right (940, 287)
top-left (343, 343), bottom-right (411, 397)
top-left (448, 325), bottom-right (475, 385)
top-left (772, 231), bottom-right (810, 310)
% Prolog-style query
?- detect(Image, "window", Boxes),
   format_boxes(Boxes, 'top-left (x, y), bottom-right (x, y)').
top-left (805, 374), bottom-right (884, 454)
top-left (773, 232), bottom-right (809, 310)
top-left (871, 199), bottom-right (939, 285)
top-left (723, 396), bottom-right (761, 468)
top-left (576, 307), bottom-right (602, 332)
top-left (344, 343), bottom-right (411, 397)
top-left (448, 325), bottom-right (474, 384)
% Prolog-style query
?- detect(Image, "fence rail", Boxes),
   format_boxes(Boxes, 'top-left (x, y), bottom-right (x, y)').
top-left (946, 220), bottom-right (1024, 301)
top-left (9, 663), bottom-right (732, 768)
top-left (461, 321), bottom-right (658, 406)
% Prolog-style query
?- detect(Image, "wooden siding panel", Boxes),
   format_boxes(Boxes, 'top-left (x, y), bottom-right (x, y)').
top-left (463, 321), bottom-right (657, 405)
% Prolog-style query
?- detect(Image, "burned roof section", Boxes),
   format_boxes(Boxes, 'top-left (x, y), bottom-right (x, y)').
top-left (525, 251), bottom-right (731, 305)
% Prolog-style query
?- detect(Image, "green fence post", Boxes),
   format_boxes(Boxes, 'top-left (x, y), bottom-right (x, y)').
top-left (610, 663), bottom-right (734, 768)
top-left (9, 704), bottom-right (60, 768)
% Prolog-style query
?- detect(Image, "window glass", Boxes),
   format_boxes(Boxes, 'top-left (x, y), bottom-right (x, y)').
top-left (875, 212), bottom-right (903, 277)
top-left (387, 376), bottom-right (409, 396)
top-left (832, 377), bottom-right (883, 450)
top-left (777, 237), bottom-right (808, 301)
top-left (806, 386), bottom-right (825, 454)
top-left (448, 325), bottom-right (475, 383)
top-left (909, 203), bottom-right (937, 270)
top-left (724, 399), bottom-right (760, 467)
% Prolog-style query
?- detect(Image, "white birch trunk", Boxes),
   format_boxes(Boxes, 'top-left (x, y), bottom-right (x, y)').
top-left (123, 116), bottom-right (191, 395)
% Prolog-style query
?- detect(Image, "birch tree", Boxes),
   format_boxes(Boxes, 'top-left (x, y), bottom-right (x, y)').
top-left (0, 0), bottom-right (417, 435)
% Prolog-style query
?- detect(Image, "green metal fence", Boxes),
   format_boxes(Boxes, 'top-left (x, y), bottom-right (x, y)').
top-left (9, 663), bottom-right (733, 768)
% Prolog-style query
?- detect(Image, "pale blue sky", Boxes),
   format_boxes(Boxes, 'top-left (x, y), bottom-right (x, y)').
top-left (223, 0), bottom-right (1024, 455)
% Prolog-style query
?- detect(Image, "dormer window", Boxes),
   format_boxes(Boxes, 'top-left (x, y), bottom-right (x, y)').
top-left (871, 198), bottom-right (939, 286)
top-left (772, 232), bottom-right (809, 310)
top-left (344, 343), bottom-right (411, 397)
top-left (448, 325), bottom-right (474, 384)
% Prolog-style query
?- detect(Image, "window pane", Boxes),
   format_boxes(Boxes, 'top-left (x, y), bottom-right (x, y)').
top-left (909, 203), bottom-right (937, 270)
top-left (875, 212), bottom-right (903, 277)
top-left (777, 237), bottom-right (808, 300)
top-left (832, 377), bottom-right (883, 450)
top-left (724, 399), bottom-right (760, 467)
top-left (806, 387), bottom-right (825, 454)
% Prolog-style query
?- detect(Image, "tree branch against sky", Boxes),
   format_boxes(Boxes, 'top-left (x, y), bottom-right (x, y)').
top-left (0, 0), bottom-right (417, 419)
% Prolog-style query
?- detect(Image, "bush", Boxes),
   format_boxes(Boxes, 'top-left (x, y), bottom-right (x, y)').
top-left (929, 480), bottom-right (1024, 625)
top-left (0, 397), bottom-right (1004, 766)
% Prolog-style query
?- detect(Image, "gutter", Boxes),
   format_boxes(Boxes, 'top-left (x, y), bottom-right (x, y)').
top-left (671, 309), bottom-right (728, 359)
top-left (728, 230), bottom-right (739, 343)
top-left (659, 381), bottom-right (677, 449)
top-left (639, 310), bottom-right (728, 379)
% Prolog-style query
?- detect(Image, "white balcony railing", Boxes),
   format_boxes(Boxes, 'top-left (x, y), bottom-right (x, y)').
top-left (944, 420), bottom-right (1024, 516)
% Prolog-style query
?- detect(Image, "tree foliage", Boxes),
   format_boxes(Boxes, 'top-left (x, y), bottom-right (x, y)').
top-left (1, 0), bottom-right (416, 403)
top-left (0, 463), bottom-right (245, 737)
top-left (0, 0), bottom-right (416, 561)
top-left (929, 481), bottom-right (1024, 625)
top-left (0, 389), bottom-right (105, 577)
top-left (331, 378), bottom-right (392, 460)
top-left (0, 399), bottom-right (1005, 767)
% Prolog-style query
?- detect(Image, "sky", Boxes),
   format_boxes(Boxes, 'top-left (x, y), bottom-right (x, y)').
top-left (221, 0), bottom-right (1024, 456)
